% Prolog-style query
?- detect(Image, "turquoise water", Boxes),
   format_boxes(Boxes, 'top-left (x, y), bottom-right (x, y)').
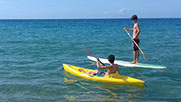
top-left (0, 19), bottom-right (180, 101)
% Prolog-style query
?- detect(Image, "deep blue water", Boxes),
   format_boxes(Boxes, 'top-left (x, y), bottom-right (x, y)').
top-left (0, 19), bottom-right (181, 101)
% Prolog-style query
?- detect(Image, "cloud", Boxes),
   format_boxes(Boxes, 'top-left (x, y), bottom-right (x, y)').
top-left (101, 8), bottom-right (136, 18)
top-left (117, 8), bottom-right (138, 18)
top-left (118, 8), bottom-right (130, 15)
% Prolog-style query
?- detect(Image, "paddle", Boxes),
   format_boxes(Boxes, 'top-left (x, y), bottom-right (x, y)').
top-left (82, 43), bottom-right (105, 66)
top-left (124, 29), bottom-right (147, 61)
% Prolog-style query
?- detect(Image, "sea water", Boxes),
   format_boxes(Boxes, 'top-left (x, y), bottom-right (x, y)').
top-left (0, 19), bottom-right (180, 101)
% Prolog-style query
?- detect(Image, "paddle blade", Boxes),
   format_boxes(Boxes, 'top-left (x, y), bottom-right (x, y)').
top-left (82, 43), bottom-right (92, 54)
top-left (143, 54), bottom-right (147, 61)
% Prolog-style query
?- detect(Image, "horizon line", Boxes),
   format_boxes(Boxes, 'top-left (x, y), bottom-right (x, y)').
top-left (0, 17), bottom-right (180, 20)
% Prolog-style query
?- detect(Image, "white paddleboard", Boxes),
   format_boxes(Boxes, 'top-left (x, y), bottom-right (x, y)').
top-left (87, 56), bottom-right (166, 69)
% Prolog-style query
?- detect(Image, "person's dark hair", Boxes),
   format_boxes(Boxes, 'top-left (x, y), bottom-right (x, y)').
top-left (108, 54), bottom-right (115, 63)
top-left (131, 15), bottom-right (138, 20)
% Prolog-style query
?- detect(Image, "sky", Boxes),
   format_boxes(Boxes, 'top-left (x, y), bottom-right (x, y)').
top-left (0, 0), bottom-right (180, 19)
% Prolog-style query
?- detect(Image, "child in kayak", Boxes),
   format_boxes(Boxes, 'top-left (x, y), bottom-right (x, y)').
top-left (79, 55), bottom-right (120, 77)
top-left (124, 15), bottom-right (141, 64)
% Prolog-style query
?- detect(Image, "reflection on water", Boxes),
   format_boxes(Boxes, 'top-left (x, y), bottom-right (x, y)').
top-left (64, 72), bottom-right (145, 101)
top-left (64, 78), bottom-right (77, 83)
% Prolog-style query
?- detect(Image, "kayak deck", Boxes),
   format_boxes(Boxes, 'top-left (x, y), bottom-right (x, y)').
top-left (63, 64), bottom-right (145, 86)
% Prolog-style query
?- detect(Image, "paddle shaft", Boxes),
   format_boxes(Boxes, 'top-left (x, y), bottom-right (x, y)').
top-left (82, 43), bottom-right (105, 66)
top-left (124, 29), bottom-right (147, 61)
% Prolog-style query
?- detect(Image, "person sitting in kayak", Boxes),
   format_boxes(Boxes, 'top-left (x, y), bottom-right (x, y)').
top-left (79, 55), bottom-right (120, 77)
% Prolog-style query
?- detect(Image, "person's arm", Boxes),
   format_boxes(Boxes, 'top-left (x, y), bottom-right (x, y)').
top-left (133, 23), bottom-right (141, 39)
top-left (124, 27), bottom-right (133, 32)
top-left (96, 58), bottom-right (110, 69)
top-left (117, 65), bottom-right (120, 74)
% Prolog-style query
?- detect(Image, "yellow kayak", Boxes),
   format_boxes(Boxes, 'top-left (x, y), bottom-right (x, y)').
top-left (63, 64), bottom-right (145, 86)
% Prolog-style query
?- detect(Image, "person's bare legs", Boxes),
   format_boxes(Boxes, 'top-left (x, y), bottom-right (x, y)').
top-left (135, 50), bottom-right (139, 63)
top-left (79, 69), bottom-right (98, 75)
top-left (131, 51), bottom-right (136, 64)
top-left (90, 70), bottom-right (99, 75)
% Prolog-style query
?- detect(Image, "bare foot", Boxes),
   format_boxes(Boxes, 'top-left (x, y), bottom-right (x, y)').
top-left (130, 61), bottom-right (136, 64)
top-left (79, 69), bottom-right (84, 72)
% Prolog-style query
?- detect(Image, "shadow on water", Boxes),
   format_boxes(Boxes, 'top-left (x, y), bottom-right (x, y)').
top-left (63, 72), bottom-right (145, 101)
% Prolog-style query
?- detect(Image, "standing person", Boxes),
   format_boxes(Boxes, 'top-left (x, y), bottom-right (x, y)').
top-left (124, 15), bottom-right (141, 64)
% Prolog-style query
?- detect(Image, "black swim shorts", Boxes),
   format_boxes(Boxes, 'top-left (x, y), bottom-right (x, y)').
top-left (132, 39), bottom-right (140, 51)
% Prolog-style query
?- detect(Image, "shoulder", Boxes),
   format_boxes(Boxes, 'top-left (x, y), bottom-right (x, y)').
top-left (135, 23), bottom-right (139, 26)
top-left (135, 23), bottom-right (140, 27)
